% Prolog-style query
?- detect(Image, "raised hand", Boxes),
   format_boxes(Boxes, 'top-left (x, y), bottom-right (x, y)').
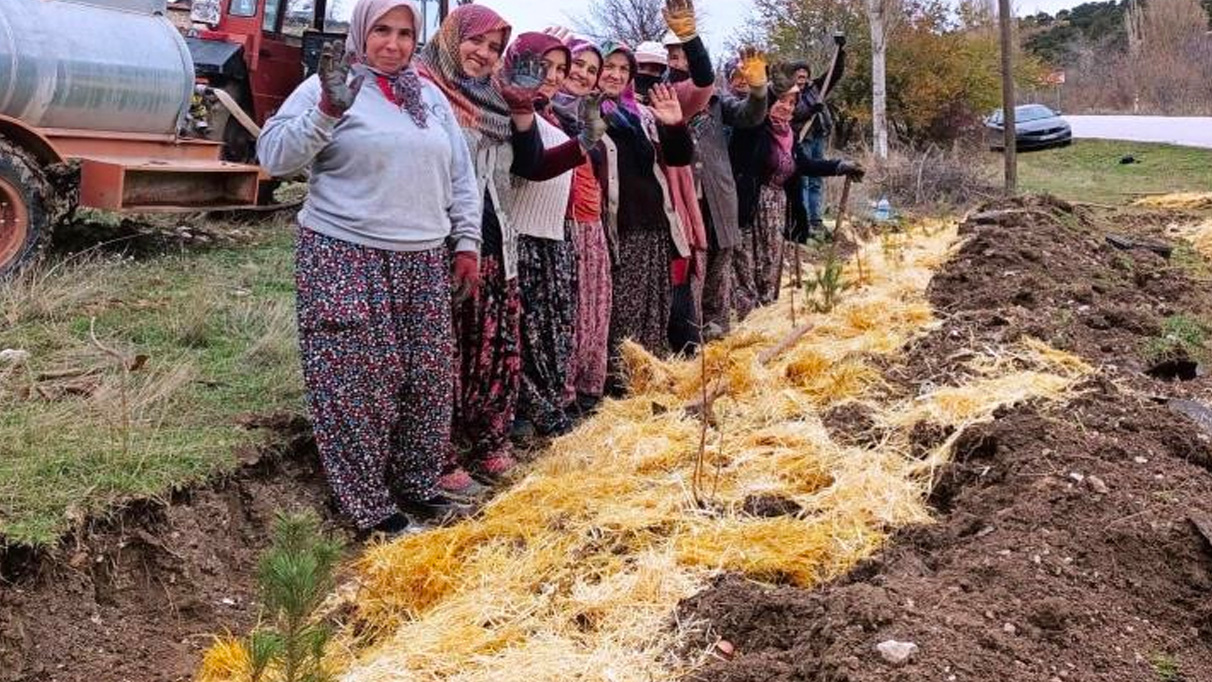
top-left (663, 0), bottom-right (697, 41)
top-left (768, 62), bottom-right (797, 98)
top-left (577, 93), bottom-right (608, 151)
top-left (738, 46), bottom-right (768, 89)
top-left (497, 51), bottom-right (544, 114)
top-left (318, 41), bottom-right (364, 117)
top-left (543, 25), bottom-right (574, 43)
top-left (648, 83), bottom-right (684, 125)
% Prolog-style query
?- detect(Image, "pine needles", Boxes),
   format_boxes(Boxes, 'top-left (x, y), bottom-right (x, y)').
top-left (199, 512), bottom-right (344, 682)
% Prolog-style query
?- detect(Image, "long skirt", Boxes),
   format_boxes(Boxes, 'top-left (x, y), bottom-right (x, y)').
top-left (669, 255), bottom-right (702, 355)
top-left (702, 245), bottom-right (734, 333)
top-left (609, 230), bottom-right (671, 382)
top-left (517, 233), bottom-right (577, 435)
top-left (452, 255), bottom-right (522, 467)
top-left (732, 229), bottom-right (758, 321)
top-left (753, 185), bottom-right (787, 306)
top-left (568, 219), bottom-right (612, 400)
top-left (296, 229), bottom-right (452, 530)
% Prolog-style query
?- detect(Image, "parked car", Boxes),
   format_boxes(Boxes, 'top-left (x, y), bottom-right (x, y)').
top-left (986, 104), bottom-right (1072, 151)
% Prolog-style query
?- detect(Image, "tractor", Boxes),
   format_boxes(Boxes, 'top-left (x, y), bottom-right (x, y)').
top-left (0, 0), bottom-right (447, 276)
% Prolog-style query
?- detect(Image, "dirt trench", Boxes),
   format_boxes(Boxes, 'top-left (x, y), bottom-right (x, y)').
top-left (677, 196), bottom-right (1212, 682)
top-left (0, 414), bottom-right (341, 682)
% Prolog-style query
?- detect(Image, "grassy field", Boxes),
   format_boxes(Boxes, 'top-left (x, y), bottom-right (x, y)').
top-left (0, 216), bottom-right (302, 546)
top-left (1013, 139), bottom-right (1212, 204)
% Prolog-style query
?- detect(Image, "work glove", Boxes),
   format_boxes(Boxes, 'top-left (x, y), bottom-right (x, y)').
top-left (452, 252), bottom-right (481, 305)
top-left (318, 41), bottom-right (364, 118)
top-left (497, 51), bottom-right (545, 115)
top-left (809, 102), bottom-right (825, 115)
top-left (663, 0), bottom-right (698, 41)
top-left (837, 160), bottom-right (865, 182)
top-left (577, 93), bottom-right (608, 152)
top-left (738, 46), bottom-right (768, 89)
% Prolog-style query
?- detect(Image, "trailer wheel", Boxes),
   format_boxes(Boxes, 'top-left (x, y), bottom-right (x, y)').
top-left (0, 140), bottom-right (53, 277)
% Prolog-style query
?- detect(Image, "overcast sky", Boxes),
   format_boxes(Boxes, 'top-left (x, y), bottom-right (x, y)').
top-left (478, 0), bottom-right (1091, 56)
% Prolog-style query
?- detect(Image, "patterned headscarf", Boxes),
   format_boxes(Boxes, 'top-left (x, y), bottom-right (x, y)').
top-left (344, 0), bottom-right (427, 127)
top-left (597, 41), bottom-right (641, 124)
top-left (504, 32), bottom-right (572, 122)
top-left (551, 37), bottom-right (603, 133)
top-left (418, 4), bottom-right (514, 142)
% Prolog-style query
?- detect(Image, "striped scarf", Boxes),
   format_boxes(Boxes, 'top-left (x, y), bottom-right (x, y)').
top-left (417, 5), bottom-right (513, 142)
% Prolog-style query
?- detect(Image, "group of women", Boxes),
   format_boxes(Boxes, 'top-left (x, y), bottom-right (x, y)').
top-left (259, 0), bottom-right (865, 537)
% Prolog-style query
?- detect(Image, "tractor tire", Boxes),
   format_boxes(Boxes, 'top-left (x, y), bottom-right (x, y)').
top-left (0, 139), bottom-right (55, 278)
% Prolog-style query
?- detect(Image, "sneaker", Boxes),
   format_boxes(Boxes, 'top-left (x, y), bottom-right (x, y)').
top-left (470, 453), bottom-right (517, 484)
top-left (438, 467), bottom-right (491, 500)
top-left (361, 512), bottom-right (426, 541)
top-left (702, 322), bottom-right (725, 342)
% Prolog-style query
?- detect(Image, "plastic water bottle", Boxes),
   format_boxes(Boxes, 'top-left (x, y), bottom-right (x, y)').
top-left (874, 197), bottom-right (892, 222)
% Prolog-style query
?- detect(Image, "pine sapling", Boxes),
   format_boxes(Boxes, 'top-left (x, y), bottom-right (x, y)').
top-left (804, 238), bottom-right (850, 313)
top-left (247, 511), bottom-right (343, 682)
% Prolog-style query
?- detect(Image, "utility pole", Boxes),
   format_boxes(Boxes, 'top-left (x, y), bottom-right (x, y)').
top-left (998, 0), bottom-right (1017, 194)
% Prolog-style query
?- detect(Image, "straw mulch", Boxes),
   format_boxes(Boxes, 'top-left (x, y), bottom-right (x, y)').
top-left (200, 219), bottom-right (1092, 682)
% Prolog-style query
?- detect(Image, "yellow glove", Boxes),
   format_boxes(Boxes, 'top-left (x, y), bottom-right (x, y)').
top-left (663, 0), bottom-right (697, 40)
top-left (739, 47), bottom-right (768, 89)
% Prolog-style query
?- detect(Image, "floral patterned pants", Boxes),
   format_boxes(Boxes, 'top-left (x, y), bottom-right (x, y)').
top-left (296, 229), bottom-right (452, 530)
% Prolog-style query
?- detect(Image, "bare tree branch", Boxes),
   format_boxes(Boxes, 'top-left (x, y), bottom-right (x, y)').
top-left (574, 0), bottom-right (669, 45)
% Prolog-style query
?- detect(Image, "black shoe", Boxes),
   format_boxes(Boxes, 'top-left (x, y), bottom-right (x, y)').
top-left (511, 417), bottom-right (537, 441)
top-left (399, 494), bottom-right (474, 525)
top-left (361, 512), bottom-right (426, 541)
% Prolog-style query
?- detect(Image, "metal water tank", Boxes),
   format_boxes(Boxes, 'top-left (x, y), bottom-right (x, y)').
top-left (0, 0), bottom-right (195, 135)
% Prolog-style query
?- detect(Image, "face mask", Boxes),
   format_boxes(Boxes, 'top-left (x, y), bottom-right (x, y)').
top-left (634, 72), bottom-right (662, 99)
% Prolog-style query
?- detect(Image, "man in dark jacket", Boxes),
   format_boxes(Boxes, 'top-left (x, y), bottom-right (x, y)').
top-left (791, 34), bottom-right (846, 240)
top-left (673, 46), bottom-right (769, 340)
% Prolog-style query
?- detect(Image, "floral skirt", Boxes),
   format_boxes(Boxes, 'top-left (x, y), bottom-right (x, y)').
top-left (517, 232), bottom-right (577, 434)
top-left (568, 219), bottom-right (612, 400)
top-left (609, 229), bottom-right (671, 384)
top-left (452, 255), bottom-right (522, 466)
top-left (753, 184), bottom-right (787, 306)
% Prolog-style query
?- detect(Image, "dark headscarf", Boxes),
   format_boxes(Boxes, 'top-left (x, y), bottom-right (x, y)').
top-left (344, 0), bottom-right (427, 127)
top-left (418, 5), bottom-right (514, 141)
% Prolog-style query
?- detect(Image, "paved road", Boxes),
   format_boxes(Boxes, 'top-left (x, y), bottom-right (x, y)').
top-left (1064, 115), bottom-right (1212, 149)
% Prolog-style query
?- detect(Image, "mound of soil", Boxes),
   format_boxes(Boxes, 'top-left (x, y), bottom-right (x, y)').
top-left (678, 196), bottom-right (1212, 681)
top-left (0, 414), bottom-right (341, 682)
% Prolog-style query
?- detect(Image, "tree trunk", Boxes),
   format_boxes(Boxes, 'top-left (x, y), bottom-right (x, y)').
top-left (868, 7), bottom-right (889, 160)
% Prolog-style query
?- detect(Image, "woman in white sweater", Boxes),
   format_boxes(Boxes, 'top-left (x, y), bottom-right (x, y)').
top-left (256, 0), bottom-right (480, 537)
top-left (509, 32), bottom-right (580, 438)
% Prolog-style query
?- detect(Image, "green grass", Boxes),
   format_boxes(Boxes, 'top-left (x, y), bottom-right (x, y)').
top-left (1141, 314), bottom-right (1210, 366)
top-left (1012, 140), bottom-right (1212, 204)
top-left (0, 218), bottom-right (304, 546)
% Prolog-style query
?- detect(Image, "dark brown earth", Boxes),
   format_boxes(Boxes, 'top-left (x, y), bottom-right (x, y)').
top-left (678, 196), bottom-right (1212, 682)
top-left (0, 414), bottom-right (343, 682)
